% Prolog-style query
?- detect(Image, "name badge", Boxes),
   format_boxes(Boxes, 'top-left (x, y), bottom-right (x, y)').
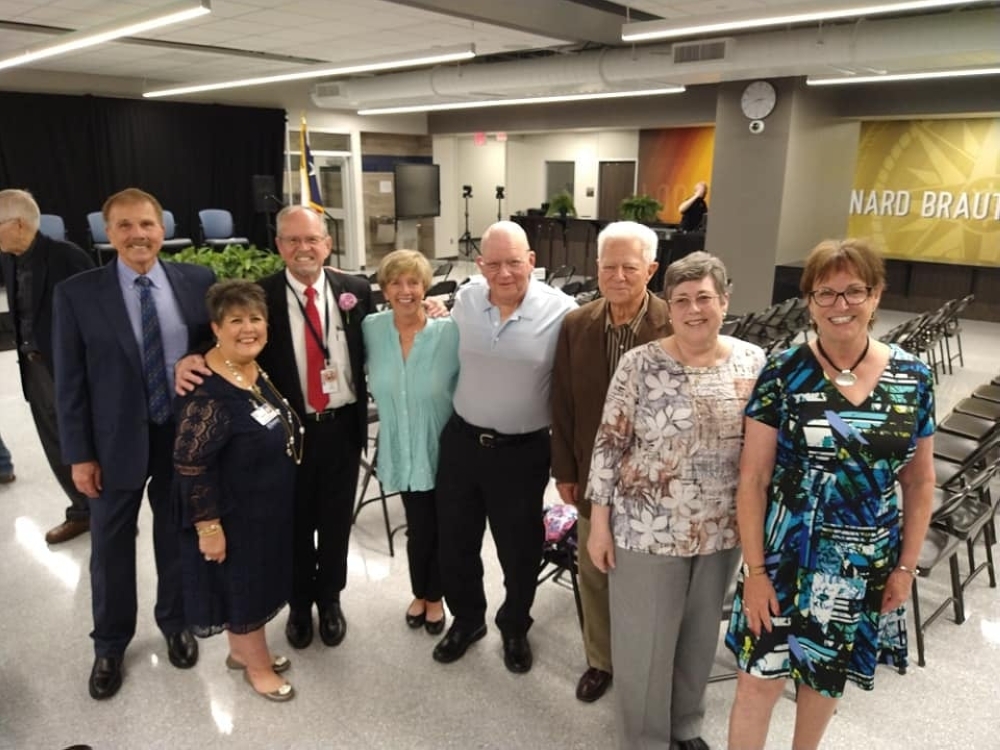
top-left (321, 365), bottom-right (341, 394)
top-left (251, 403), bottom-right (280, 426)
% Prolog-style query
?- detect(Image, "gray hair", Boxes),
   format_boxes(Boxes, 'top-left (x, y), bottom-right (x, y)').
top-left (276, 205), bottom-right (328, 236)
top-left (481, 220), bottom-right (529, 251)
top-left (597, 221), bottom-right (658, 265)
top-left (0, 189), bottom-right (41, 232)
top-left (664, 251), bottom-right (730, 298)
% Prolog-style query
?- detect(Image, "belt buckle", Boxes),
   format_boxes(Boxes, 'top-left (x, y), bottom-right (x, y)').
top-left (478, 432), bottom-right (495, 448)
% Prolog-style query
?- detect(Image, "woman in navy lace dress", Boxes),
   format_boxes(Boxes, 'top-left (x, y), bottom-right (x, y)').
top-left (174, 280), bottom-right (303, 702)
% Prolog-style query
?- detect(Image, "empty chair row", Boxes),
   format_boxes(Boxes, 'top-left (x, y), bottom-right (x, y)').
top-left (38, 209), bottom-right (249, 264)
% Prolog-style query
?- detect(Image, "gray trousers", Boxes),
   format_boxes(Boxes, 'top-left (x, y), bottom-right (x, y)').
top-left (609, 545), bottom-right (740, 750)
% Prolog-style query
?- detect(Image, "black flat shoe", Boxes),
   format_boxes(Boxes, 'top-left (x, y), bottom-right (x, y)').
top-left (674, 738), bottom-right (710, 750)
top-left (285, 610), bottom-right (313, 650)
top-left (424, 615), bottom-right (446, 636)
top-left (89, 655), bottom-right (123, 700)
top-left (319, 603), bottom-right (347, 647)
top-left (502, 634), bottom-right (533, 674)
top-left (406, 610), bottom-right (426, 629)
top-left (432, 623), bottom-right (486, 664)
top-left (165, 630), bottom-right (199, 669)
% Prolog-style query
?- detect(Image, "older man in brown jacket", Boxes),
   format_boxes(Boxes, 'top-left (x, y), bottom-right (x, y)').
top-left (550, 220), bottom-right (672, 703)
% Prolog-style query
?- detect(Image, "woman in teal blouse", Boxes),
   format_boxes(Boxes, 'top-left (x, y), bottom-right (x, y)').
top-left (363, 250), bottom-right (459, 635)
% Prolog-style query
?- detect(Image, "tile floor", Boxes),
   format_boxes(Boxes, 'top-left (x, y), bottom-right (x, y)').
top-left (0, 302), bottom-right (998, 750)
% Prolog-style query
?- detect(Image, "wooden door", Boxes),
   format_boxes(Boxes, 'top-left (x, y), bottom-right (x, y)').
top-left (598, 161), bottom-right (636, 221)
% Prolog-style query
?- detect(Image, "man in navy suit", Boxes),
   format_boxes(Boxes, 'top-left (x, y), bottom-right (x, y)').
top-left (54, 188), bottom-right (214, 699)
top-left (0, 189), bottom-right (94, 544)
top-left (256, 206), bottom-right (372, 650)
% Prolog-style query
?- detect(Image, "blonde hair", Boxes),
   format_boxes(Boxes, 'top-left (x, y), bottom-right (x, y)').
top-left (377, 249), bottom-right (432, 291)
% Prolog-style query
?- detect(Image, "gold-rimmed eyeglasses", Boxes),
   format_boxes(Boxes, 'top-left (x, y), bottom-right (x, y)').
top-left (277, 235), bottom-right (327, 248)
top-left (667, 293), bottom-right (719, 310)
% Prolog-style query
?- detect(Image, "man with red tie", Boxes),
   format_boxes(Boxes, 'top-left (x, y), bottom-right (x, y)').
top-left (256, 206), bottom-right (372, 650)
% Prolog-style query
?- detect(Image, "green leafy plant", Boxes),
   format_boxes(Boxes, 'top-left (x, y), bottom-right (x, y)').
top-left (619, 194), bottom-right (664, 223)
top-left (545, 190), bottom-right (577, 218)
top-left (166, 244), bottom-right (285, 281)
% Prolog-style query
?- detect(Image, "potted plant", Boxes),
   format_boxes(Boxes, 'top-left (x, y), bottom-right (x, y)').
top-left (167, 244), bottom-right (286, 281)
top-left (619, 194), bottom-right (663, 223)
top-left (545, 190), bottom-right (577, 218)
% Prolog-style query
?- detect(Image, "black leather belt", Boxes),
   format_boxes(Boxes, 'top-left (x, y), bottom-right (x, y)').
top-left (305, 404), bottom-right (354, 423)
top-left (451, 414), bottom-right (548, 448)
top-left (24, 351), bottom-right (44, 364)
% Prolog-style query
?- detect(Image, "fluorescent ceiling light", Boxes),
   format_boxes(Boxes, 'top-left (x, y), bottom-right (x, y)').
top-left (0, 0), bottom-right (210, 73)
top-left (807, 66), bottom-right (1000, 85)
top-left (621, 0), bottom-right (992, 41)
top-left (144, 45), bottom-right (476, 98)
top-left (358, 86), bottom-right (685, 115)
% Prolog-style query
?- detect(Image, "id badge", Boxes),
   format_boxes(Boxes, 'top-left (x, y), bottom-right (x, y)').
top-left (321, 365), bottom-right (341, 394)
top-left (251, 403), bottom-right (280, 426)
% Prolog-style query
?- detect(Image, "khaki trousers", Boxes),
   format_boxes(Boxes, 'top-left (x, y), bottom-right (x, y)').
top-left (576, 515), bottom-right (613, 673)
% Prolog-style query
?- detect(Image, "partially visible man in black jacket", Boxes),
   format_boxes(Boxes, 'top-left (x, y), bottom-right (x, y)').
top-left (0, 189), bottom-right (94, 543)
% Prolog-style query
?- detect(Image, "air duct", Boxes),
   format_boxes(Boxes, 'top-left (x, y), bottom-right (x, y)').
top-left (311, 8), bottom-right (1000, 110)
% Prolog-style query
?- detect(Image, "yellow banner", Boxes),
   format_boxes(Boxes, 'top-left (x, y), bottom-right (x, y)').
top-left (847, 118), bottom-right (1000, 266)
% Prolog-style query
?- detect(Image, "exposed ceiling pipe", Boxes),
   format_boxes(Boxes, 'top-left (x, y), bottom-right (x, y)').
top-left (311, 8), bottom-right (999, 110)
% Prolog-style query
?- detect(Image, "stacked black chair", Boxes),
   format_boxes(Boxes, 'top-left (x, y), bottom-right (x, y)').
top-left (354, 402), bottom-right (406, 556)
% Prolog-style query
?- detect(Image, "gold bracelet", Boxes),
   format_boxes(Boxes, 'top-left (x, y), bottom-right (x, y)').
top-left (196, 523), bottom-right (222, 537)
top-left (895, 564), bottom-right (918, 578)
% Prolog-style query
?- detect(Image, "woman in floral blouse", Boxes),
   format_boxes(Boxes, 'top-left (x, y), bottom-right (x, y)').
top-left (587, 252), bottom-right (765, 750)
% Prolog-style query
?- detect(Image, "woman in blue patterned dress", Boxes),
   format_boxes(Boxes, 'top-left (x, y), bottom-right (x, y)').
top-left (363, 250), bottom-right (459, 635)
top-left (725, 239), bottom-right (936, 749)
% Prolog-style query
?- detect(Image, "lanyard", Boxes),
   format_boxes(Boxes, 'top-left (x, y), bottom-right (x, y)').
top-left (286, 273), bottom-right (336, 362)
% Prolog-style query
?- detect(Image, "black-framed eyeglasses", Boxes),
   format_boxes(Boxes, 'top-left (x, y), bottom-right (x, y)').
top-left (809, 286), bottom-right (872, 307)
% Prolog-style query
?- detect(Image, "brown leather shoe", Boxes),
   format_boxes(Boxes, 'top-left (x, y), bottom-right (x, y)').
top-left (0, 473), bottom-right (14, 484)
top-left (45, 519), bottom-right (90, 545)
top-left (576, 667), bottom-right (613, 702)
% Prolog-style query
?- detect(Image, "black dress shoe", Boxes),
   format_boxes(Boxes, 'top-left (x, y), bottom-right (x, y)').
top-left (285, 610), bottom-right (313, 649)
top-left (88, 655), bottom-right (123, 700)
top-left (319, 603), bottom-right (347, 647)
top-left (501, 634), bottom-right (533, 674)
top-left (165, 630), bottom-right (199, 669)
top-left (575, 667), bottom-right (613, 702)
top-left (674, 738), bottom-right (710, 750)
top-left (432, 623), bottom-right (486, 664)
top-left (405, 610), bottom-right (426, 629)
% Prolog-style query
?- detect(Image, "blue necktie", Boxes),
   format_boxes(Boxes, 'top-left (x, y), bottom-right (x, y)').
top-left (135, 276), bottom-right (170, 425)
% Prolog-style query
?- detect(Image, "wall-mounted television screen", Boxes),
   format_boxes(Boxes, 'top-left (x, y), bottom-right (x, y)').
top-left (394, 163), bottom-right (441, 219)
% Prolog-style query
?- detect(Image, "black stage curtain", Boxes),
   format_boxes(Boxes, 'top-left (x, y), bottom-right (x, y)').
top-left (0, 91), bottom-right (286, 252)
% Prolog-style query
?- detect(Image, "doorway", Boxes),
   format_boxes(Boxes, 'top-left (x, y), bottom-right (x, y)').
top-left (597, 161), bottom-right (637, 221)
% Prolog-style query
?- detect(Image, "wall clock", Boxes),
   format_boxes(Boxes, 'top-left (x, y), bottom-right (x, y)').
top-left (740, 80), bottom-right (777, 120)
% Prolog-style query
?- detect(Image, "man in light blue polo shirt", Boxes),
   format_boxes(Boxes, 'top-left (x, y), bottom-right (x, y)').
top-left (432, 220), bottom-right (577, 674)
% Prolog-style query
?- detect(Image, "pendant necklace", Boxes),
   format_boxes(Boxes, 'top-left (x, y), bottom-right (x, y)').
top-left (224, 358), bottom-right (305, 465)
top-left (815, 337), bottom-right (870, 387)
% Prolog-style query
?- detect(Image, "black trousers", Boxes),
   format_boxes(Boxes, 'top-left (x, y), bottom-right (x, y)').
top-left (291, 413), bottom-right (362, 612)
top-left (90, 422), bottom-right (183, 657)
top-left (23, 356), bottom-right (89, 522)
top-left (435, 417), bottom-right (550, 638)
top-left (400, 490), bottom-right (442, 602)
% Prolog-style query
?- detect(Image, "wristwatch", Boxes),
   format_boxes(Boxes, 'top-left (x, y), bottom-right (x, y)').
top-left (741, 562), bottom-right (766, 577)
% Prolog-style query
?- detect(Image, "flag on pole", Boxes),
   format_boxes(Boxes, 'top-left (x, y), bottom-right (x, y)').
top-left (299, 118), bottom-right (324, 214)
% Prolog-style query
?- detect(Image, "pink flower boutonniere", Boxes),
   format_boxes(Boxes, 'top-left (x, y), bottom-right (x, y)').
top-left (339, 292), bottom-right (358, 324)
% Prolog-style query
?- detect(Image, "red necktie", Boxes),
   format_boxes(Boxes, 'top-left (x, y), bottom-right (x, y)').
top-left (303, 286), bottom-right (327, 413)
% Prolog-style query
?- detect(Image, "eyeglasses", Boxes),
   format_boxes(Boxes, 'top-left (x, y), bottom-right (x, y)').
top-left (478, 259), bottom-right (526, 274)
top-left (277, 235), bottom-right (327, 248)
top-left (667, 293), bottom-right (719, 310)
top-left (809, 286), bottom-right (872, 307)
